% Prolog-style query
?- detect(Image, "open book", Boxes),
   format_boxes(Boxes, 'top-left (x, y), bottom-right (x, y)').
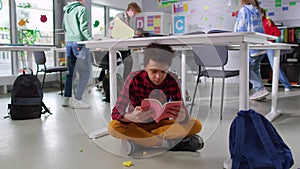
top-left (141, 99), bottom-right (182, 123)
top-left (111, 17), bottom-right (135, 39)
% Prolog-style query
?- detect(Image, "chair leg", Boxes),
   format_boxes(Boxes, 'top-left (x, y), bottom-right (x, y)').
top-left (220, 78), bottom-right (225, 120)
top-left (42, 72), bottom-right (46, 89)
top-left (189, 73), bottom-right (201, 115)
top-left (210, 78), bottom-right (214, 108)
top-left (59, 72), bottom-right (63, 96)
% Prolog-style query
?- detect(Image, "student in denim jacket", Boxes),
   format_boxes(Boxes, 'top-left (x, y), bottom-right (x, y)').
top-left (234, 0), bottom-right (269, 101)
top-left (259, 7), bottom-right (292, 92)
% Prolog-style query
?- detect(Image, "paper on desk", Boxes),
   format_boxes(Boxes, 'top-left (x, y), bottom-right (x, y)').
top-left (111, 17), bottom-right (134, 39)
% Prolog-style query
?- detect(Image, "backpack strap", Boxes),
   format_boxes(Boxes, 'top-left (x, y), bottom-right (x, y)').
top-left (231, 111), bottom-right (246, 169)
top-left (3, 104), bottom-right (11, 119)
top-left (248, 110), bottom-right (282, 169)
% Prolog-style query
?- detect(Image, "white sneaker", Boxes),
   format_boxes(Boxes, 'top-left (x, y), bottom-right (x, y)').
top-left (69, 98), bottom-right (90, 109)
top-left (62, 97), bottom-right (70, 107)
top-left (284, 88), bottom-right (291, 92)
top-left (250, 89), bottom-right (269, 100)
top-left (223, 157), bottom-right (232, 169)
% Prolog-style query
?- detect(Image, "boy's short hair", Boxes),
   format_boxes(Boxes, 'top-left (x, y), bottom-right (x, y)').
top-left (143, 43), bottom-right (175, 67)
top-left (127, 2), bottom-right (142, 14)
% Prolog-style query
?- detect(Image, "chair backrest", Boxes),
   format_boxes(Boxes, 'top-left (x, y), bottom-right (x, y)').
top-left (91, 50), bottom-right (123, 69)
top-left (91, 51), bottom-right (108, 67)
top-left (33, 51), bottom-right (46, 65)
top-left (192, 45), bottom-right (229, 67)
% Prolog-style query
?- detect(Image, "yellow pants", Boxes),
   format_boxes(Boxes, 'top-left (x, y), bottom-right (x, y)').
top-left (108, 118), bottom-right (202, 147)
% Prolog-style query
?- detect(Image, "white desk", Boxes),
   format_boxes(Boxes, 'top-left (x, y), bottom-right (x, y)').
top-left (79, 32), bottom-right (297, 140)
top-left (230, 43), bottom-right (298, 121)
top-left (80, 32), bottom-right (279, 111)
top-left (81, 34), bottom-right (297, 120)
top-left (0, 45), bottom-right (53, 69)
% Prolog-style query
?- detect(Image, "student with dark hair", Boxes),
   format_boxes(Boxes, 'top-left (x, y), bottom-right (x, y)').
top-left (107, 43), bottom-right (203, 154)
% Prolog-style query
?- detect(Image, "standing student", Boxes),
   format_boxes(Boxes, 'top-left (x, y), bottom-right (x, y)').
top-left (107, 43), bottom-right (203, 152)
top-left (97, 2), bottom-right (142, 84)
top-left (234, 0), bottom-right (269, 101)
top-left (62, 0), bottom-right (92, 109)
top-left (259, 7), bottom-right (292, 92)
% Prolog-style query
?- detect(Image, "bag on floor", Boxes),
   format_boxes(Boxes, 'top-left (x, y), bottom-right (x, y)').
top-left (8, 68), bottom-right (45, 120)
top-left (229, 109), bottom-right (294, 169)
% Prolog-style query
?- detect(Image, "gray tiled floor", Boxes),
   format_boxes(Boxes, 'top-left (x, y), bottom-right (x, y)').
top-left (0, 83), bottom-right (299, 169)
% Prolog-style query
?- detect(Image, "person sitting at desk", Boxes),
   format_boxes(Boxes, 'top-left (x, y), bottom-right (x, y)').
top-left (107, 43), bottom-right (203, 154)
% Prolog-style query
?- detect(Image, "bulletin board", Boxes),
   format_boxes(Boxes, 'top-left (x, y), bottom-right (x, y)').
top-left (172, 0), bottom-right (240, 34)
top-left (260, 0), bottom-right (300, 21)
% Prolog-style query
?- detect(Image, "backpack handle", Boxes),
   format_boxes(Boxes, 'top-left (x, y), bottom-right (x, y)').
top-left (248, 110), bottom-right (282, 169)
top-left (22, 67), bottom-right (34, 75)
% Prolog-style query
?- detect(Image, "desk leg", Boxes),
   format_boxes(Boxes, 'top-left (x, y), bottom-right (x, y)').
top-left (27, 51), bottom-right (33, 69)
top-left (88, 49), bottom-right (116, 139)
top-left (239, 43), bottom-right (249, 111)
top-left (109, 48), bottom-right (117, 111)
top-left (265, 49), bottom-right (280, 121)
top-left (181, 51), bottom-right (187, 103)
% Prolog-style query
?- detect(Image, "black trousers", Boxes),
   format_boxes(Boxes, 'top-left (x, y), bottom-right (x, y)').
top-left (97, 50), bottom-right (132, 82)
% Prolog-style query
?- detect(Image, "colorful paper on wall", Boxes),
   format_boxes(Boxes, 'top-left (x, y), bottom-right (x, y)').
top-left (172, 0), bottom-right (239, 34)
top-left (147, 15), bottom-right (162, 34)
top-left (260, 0), bottom-right (300, 21)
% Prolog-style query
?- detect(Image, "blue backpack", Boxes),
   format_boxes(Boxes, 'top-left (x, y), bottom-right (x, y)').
top-left (229, 109), bottom-right (294, 169)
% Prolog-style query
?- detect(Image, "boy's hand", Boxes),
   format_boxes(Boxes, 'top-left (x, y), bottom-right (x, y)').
top-left (125, 106), bottom-right (154, 123)
top-left (166, 106), bottom-right (187, 122)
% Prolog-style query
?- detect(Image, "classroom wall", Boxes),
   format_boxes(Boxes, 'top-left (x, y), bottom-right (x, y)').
top-left (259, 0), bottom-right (300, 27)
top-left (92, 0), bottom-right (143, 9)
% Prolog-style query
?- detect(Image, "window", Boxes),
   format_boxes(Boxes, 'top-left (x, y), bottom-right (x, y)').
top-left (0, 0), bottom-right (10, 44)
top-left (0, 0), bottom-right (11, 76)
top-left (91, 4), bottom-right (105, 37)
top-left (16, 0), bottom-right (54, 45)
top-left (109, 8), bottom-right (124, 23)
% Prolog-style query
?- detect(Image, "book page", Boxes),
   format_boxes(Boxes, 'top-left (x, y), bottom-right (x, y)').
top-left (111, 17), bottom-right (135, 39)
top-left (141, 99), bottom-right (182, 123)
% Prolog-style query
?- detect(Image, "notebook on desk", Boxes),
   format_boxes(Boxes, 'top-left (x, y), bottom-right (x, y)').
top-left (111, 17), bottom-right (135, 39)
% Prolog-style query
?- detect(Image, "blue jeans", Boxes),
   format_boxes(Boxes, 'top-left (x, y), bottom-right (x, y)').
top-left (249, 54), bottom-right (265, 91)
top-left (64, 42), bottom-right (91, 100)
top-left (266, 49), bottom-right (291, 90)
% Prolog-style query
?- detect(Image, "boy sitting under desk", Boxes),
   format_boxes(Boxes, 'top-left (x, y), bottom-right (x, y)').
top-left (107, 43), bottom-right (203, 155)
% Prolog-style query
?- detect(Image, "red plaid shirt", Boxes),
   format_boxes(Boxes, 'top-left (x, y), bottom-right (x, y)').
top-left (112, 70), bottom-right (188, 121)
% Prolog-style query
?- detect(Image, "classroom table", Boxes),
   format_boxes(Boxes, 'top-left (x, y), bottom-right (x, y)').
top-left (79, 32), bottom-right (276, 109)
top-left (0, 45), bottom-right (54, 70)
top-left (230, 43), bottom-right (298, 121)
top-left (79, 32), bottom-right (297, 139)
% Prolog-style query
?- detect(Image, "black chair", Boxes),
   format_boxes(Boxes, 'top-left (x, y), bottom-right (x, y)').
top-left (33, 51), bottom-right (68, 95)
top-left (189, 45), bottom-right (239, 120)
top-left (91, 50), bottom-right (123, 83)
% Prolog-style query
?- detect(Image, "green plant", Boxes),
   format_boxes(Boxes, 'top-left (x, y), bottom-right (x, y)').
top-left (18, 29), bottom-right (40, 45)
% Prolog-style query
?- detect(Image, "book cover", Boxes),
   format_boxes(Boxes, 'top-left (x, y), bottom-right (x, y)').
top-left (288, 28), bottom-right (295, 43)
top-left (297, 28), bottom-right (300, 43)
top-left (283, 28), bottom-right (288, 43)
top-left (141, 99), bottom-right (182, 123)
top-left (111, 17), bottom-right (135, 39)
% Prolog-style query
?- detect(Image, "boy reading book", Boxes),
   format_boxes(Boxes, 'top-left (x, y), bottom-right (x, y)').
top-left (141, 99), bottom-right (182, 123)
top-left (107, 43), bottom-right (203, 154)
